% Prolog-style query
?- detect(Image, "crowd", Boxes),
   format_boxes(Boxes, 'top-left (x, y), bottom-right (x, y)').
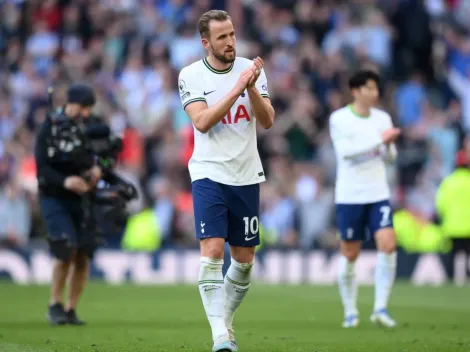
top-left (0, 0), bottom-right (469, 252)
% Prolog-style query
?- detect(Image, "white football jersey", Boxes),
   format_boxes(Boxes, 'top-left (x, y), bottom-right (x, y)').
top-left (329, 105), bottom-right (397, 204)
top-left (178, 57), bottom-right (270, 186)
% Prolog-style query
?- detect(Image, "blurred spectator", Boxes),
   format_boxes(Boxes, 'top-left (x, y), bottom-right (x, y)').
top-left (435, 148), bottom-right (470, 279)
top-left (0, 180), bottom-right (31, 249)
top-left (391, 0), bottom-right (434, 80)
top-left (149, 175), bottom-right (176, 242)
top-left (0, 0), bottom-right (468, 254)
top-left (260, 182), bottom-right (298, 248)
top-left (294, 165), bottom-right (335, 249)
top-left (395, 71), bottom-right (426, 128)
top-left (447, 67), bottom-right (470, 132)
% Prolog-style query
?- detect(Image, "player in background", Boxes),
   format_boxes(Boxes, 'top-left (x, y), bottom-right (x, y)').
top-left (329, 70), bottom-right (401, 329)
top-left (178, 10), bottom-right (275, 352)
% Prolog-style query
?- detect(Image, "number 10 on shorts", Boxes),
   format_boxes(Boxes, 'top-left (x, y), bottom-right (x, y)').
top-left (243, 216), bottom-right (259, 240)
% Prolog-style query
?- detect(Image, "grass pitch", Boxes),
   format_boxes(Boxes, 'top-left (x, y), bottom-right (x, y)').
top-left (0, 282), bottom-right (469, 352)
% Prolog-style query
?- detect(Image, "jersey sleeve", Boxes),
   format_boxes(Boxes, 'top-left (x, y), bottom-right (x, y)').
top-left (329, 113), bottom-right (383, 160)
top-left (380, 112), bottom-right (398, 163)
top-left (178, 67), bottom-right (207, 110)
top-left (381, 111), bottom-right (394, 130)
top-left (255, 68), bottom-right (270, 99)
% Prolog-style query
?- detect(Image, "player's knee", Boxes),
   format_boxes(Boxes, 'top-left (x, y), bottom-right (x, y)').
top-left (230, 246), bottom-right (255, 264)
top-left (379, 235), bottom-right (397, 254)
top-left (200, 238), bottom-right (225, 259)
top-left (342, 250), bottom-right (359, 262)
top-left (376, 229), bottom-right (397, 254)
top-left (340, 241), bottom-right (361, 262)
top-left (380, 241), bottom-right (397, 254)
top-left (205, 247), bottom-right (225, 259)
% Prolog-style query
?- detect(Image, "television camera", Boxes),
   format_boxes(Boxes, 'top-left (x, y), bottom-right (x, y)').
top-left (46, 87), bottom-right (138, 235)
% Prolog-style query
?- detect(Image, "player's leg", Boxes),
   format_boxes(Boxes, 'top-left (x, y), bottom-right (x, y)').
top-left (338, 240), bottom-right (361, 327)
top-left (225, 246), bottom-right (255, 335)
top-left (336, 204), bottom-right (365, 328)
top-left (224, 183), bottom-right (260, 349)
top-left (200, 238), bottom-right (230, 343)
top-left (192, 179), bottom-right (232, 350)
top-left (39, 197), bottom-right (77, 325)
top-left (369, 200), bottom-right (397, 327)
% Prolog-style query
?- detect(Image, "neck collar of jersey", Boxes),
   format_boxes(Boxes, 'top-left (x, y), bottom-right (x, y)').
top-left (203, 57), bottom-right (234, 74)
top-left (348, 104), bottom-right (370, 118)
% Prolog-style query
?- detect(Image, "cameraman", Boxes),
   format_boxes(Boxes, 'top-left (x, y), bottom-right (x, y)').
top-left (35, 84), bottom-right (102, 325)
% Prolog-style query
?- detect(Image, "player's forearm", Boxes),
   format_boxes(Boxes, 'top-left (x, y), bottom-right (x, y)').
top-left (247, 87), bottom-right (274, 129)
top-left (382, 143), bottom-right (397, 163)
top-left (337, 134), bottom-right (383, 159)
top-left (194, 89), bottom-right (241, 133)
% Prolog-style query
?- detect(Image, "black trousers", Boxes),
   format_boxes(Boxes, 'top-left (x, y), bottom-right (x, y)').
top-left (447, 238), bottom-right (470, 281)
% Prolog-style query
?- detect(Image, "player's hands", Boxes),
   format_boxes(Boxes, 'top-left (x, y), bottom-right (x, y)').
top-left (381, 128), bottom-right (401, 144)
top-left (64, 176), bottom-right (90, 195)
top-left (234, 68), bottom-right (255, 95)
top-left (247, 57), bottom-right (264, 87)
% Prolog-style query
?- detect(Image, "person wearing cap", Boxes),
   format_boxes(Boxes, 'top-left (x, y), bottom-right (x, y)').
top-left (35, 83), bottom-right (102, 325)
top-left (435, 149), bottom-right (470, 282)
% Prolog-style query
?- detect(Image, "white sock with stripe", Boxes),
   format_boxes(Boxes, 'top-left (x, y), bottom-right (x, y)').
top-left (224, 258), bottom-right (253, 329)
top-left (374, 251), bottom-right (397, 312)
top-left (338, 255), bottom-right (358, 317)
top-left (199, 257), bottom-right (227, 341)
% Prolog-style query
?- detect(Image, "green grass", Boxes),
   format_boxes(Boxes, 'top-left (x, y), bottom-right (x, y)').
top-left (0, 282), bottom-right (469, 351)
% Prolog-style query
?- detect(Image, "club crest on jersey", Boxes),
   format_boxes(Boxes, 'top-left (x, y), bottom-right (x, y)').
top-left (222, 105), bottom-right (250, 124)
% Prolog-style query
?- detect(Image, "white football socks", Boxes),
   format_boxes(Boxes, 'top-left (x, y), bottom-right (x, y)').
top-left (198, 257), bottom-right (227, 341)
top-left (374, 251), bottom-right (397, 312)
top-left (338, 255), bottom-right (358, 317)
top-left (224, 258), bottom-right (253, 329)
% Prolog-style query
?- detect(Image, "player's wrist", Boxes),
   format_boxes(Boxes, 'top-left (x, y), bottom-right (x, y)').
top-left (231, 87), bottom-right (246, 98)
top-left (246, 86), bottom-right (259, 95)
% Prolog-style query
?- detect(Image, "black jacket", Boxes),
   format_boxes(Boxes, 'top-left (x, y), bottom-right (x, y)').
top-left (35, 115), bottom-right (94, 199)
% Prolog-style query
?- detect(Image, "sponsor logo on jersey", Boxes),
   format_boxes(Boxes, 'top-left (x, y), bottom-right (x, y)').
top-left (349, 149), bottom-right (381, 164)
top-left (222, 105), bottom-right (250, 124)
